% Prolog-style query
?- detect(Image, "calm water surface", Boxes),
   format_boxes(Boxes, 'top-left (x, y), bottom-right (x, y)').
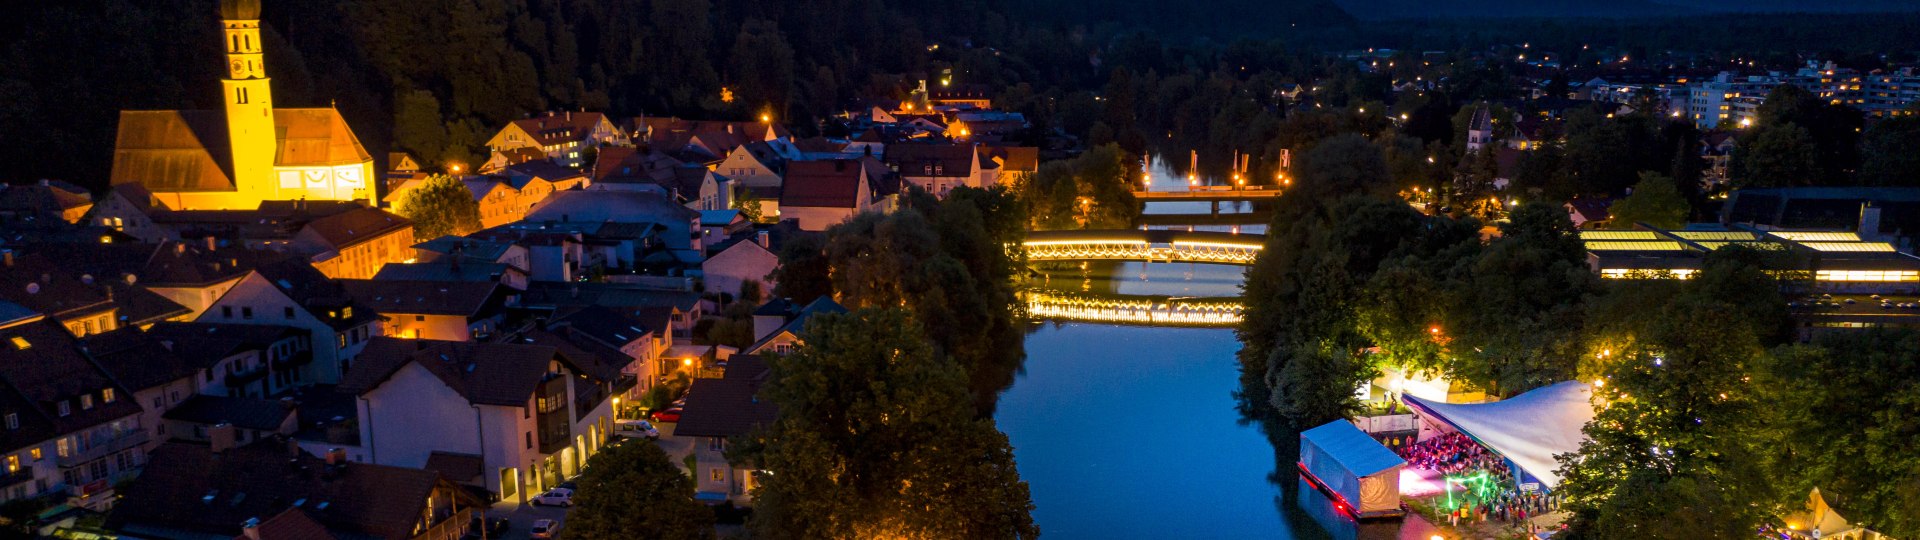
top-left (994, 158), bottom-right (1419, 539)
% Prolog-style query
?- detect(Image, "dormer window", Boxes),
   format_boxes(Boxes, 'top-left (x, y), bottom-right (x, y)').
top-left (4, 413), bottom-right (15, 430)
top-left (342, 307), bottom-right (353, 319)
top-left (56, 401), bottom-right (69, 417)
top-left (103, 388), bottom-right (115, 404)
top-left (80, 395), bottom-right (93, 410)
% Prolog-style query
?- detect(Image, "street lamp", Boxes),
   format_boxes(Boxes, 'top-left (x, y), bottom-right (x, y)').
top-left (760, 113), bottom-right (772, 123)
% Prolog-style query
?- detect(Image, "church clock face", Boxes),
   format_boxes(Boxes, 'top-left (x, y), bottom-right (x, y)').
top-left (230, 59), bottom-right (246, 76)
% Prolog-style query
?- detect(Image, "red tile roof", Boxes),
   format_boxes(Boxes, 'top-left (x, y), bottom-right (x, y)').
top-left (780, 160), bottom-right (866, 209)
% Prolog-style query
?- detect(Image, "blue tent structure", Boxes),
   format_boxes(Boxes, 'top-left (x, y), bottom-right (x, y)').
top-left (1299, 420), bottom-right (1408, 518)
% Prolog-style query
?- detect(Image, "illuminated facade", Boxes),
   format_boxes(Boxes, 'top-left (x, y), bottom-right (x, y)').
top-left (1582, 227), bottom-right (1920, 292)
top-left (110, 0), bottom-right (375, 210)
top-left (1022, 230), bottom-right (1264, 266)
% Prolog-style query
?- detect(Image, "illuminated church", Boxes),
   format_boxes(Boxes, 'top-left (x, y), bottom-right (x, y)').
top-left (111, 0), bottom-right (375, 210)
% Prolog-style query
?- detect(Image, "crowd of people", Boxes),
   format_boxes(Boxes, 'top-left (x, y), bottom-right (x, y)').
top-left (1395, 431), bottom-right (1562, 530)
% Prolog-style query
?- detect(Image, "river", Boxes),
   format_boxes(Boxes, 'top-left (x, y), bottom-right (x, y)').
top-left (995, 158), bottom-right (1421, 539)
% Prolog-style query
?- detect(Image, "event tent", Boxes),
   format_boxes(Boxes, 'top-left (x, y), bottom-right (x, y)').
top-left (1299, 420), bottom-right (1408, 518)
top-left (1402, 381), bottom-right (1596, 490)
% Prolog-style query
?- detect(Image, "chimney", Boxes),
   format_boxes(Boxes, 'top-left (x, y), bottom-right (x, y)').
top-left (325, 447), bottom-right (346, 465)
top-left (566, 111), bottom-right (572, 121)
top-left (209, 423), bottom-right (237, 453)
top-left (241, 518), bottom-right (262, 540)
top-left (756, 230), bottom-right (770, 249)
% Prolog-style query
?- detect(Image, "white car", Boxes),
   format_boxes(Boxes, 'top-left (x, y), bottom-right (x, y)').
top-left (530, 488), bottom-right (573, 507)
top-left (530, 519), bottom-right (559, 539)
top-left (617, 419), bottom-right (660, 440)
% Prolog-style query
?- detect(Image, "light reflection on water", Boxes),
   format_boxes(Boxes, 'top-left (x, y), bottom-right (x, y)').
top-left (1001, 156), bottom-right (1414, 538)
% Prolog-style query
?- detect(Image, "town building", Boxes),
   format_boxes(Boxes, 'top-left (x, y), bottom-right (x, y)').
top-left (337, 338), bottom-right (619, 504)
top-left (145, 321), bottom-right (312, 398)
top-left (674, 354), bottom-right (776, 505)
top-left (0, 311), bottom-right (146, 510)
top-left (339, 279), bottom-right (512, 341)
top-left (484, 111), bottom-right (626, 169)
top-left (199, 257), bottom-right (381, 383)
top-left (110, 0), bottom-right (376, 210)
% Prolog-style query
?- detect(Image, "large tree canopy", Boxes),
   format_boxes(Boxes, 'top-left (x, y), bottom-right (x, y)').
top-left (740, 308), bottom-right (1037, 539)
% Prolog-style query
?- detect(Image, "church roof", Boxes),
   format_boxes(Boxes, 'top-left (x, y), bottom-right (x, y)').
top-left (274, 108), bottom-right (373, 168)
top-left (112, 110), bottom-right (236, 192)
top-left (111, 108), bottom-right (372, 194)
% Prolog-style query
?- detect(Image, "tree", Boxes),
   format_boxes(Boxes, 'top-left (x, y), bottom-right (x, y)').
top-left (1555, 254), bottom-right (1789, 539)
top-left (1733, 123), bottom-right (1821, 188)
top-left (395, 174), bottom-right (481, 239)
top-left (1444, 202), bottom-right (1597, 395)
top-left (1607, 172), bottom-right (1689, 229)
top-left (1759, 330), bottom-right (1920, 538)
top-left (1858, 114), bottom-right (1920, 187)
top-left (566, 442), bottom-right (715, 540)
top-left (769, 233), bottom-right (832, 303)
top-left (740, 308), bottom-right (1037, 539)
top-left (732, 183), bottom-right (765, 223)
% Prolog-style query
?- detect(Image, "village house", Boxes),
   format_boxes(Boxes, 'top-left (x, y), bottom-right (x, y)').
top-left (337, 337), bottom-right (619, 504)
top-left (145, 321), bottom-right (312, 399)
top-left (778, 159), bottom-right (888, 231)
top-left (340, 279), bottom-right (512, 341)
top-left (702, 231), bottom-right (779, 302)
top-left (199, 257), bottom-right (381, 383)
top-left (0, 181), bottom-right (93, 224)
top-left (674, 354), bottom-right (777, 505)
top-left (884, 143), bottom-right (990, 196)
top-left (79, 327), bottom-right (206, 454)
top-left (0, 252), bottom-right (120, 338)
top-left (0, 309), bottom-right (147, 510)
top-left (81, 185), bottom-right (171, 243)
top-left (484, 111), bottom-right (626, 169)
top-left (745, 296), bottom-right (846, 355)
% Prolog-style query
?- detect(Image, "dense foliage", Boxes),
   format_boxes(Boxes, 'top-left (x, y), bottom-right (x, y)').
top-left (737, 307), bottom-right (1037, 539)
top-left (566, 442), bottom-right (715, 540)
top-left (393, 173), bottom-right (481, 239)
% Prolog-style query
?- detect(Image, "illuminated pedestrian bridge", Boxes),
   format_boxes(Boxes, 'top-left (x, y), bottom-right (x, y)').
top-left (1022, 230), bottom-right (1265, 266)
top-left (1024, 291), bottom-right (1244, 327)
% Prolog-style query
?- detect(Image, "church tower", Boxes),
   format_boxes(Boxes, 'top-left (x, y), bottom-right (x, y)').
top-left (220, 0), bottom-right (275, 202)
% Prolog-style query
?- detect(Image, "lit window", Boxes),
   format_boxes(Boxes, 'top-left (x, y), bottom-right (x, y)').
top-left (56, 438), bottom-right (69, 458)
top-left (711, 468), bottom-right (724, 482)
top-left (79, 395), bottom-right (92, 410)
top-left (7, 337), bottom-right (25, 350)
top-left (5, 455), bottom-right (16, 473)
top-left (29, 448), bottom-right (40, 461)
top-left (102, 388), bottom-right (114, 404)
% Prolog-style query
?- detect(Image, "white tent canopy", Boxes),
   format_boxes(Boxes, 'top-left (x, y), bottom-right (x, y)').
top-left (1403, 381), bottom-right (1597, 489)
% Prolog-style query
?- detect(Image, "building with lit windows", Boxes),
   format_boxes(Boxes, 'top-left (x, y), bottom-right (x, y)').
top-left (110, 0), bottom-right (377, 210)
top-left (1686, 72), bottom-right (1784, 129)
top-left (1582, 226), bottom-right (1920, 293)
top-left (484, 111), bottom-right (626, 170)
top-left (0, 309), bottom-right (146, 511)
top-left (337, 337), bottom-right (619, 505)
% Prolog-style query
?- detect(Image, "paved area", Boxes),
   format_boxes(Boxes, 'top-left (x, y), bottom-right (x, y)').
top-left (483, 500), bottom-right (569, 540)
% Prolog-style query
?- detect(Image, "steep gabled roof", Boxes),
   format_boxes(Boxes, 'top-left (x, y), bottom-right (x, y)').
top-left (780, 160), bottom-right (866, 209)
top-left (339, 279), bottom-right (503, 318)
top-left (81, 326), bottom-right (204, 392)
top-left (300, 207), bottom-right (410, 251)
top-left (507, 112), bottom-right (611, 147)
top-left (340, 337), bottom-right (568, 407)
top-left (111, 110), bottom-right (235, 192)
top-left (274, 109), bottom-right (373, 167)
top-left (884, 143), bottom-right (975, 178)
top-left (109, 441), bottom-right (443, 540)
top-left (162, 394), bottom-right (293, 431)
top-left (0, 319), bottom-right (142, 436)
top-left (674, 354), bottom-right (776, 438)
top-left (233, 508), bottom-right (339, 540)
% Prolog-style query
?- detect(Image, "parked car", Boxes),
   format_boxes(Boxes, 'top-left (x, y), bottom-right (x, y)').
top-left (465, 515), bottom-right (509, 538)
top-left (617, 419), bottom-right (660, 440)
top-left (530, 519), bottom-right (559, 539)
top-left (530, 488), bottom-right (574, 507)
top-left (651, 407), bottom-right (683, 423)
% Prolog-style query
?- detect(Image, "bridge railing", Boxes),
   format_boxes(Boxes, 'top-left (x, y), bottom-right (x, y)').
top-left (1024, 291), bottom-right (1244, 326)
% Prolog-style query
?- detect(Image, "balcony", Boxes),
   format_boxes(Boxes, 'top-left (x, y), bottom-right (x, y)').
top-left (225, 365), bottom-right (268, 387)
top-left (57, 429), bottom-right (149, 469)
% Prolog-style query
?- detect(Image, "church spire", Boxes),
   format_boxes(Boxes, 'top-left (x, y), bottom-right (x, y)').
top-left (219, 0), bottom-right (276, 201)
